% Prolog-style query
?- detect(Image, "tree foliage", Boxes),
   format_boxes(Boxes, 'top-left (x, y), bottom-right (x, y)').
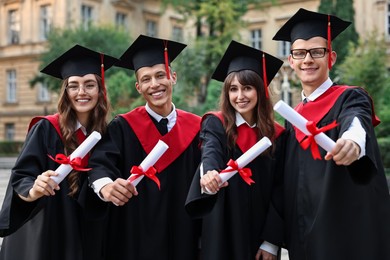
top-left (319, 0), bottom-right (359, 78)
top-left (162, 0), bottom-right (271, 114)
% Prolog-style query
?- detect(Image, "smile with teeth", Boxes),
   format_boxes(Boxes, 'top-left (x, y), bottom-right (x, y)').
top-left (151, 90), bottom-right (165, 97)
top-left (76, 99), bottom-right (91, 103)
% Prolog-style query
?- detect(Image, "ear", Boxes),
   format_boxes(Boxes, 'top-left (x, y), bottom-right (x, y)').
top-left (135, 82), bottom-right (142, 94)
top-left (330, 51), bottom-right (337, 67)
top-left (288, 55), bottom-right (294, 69)
top-left (171, 71), bottom-right (177, 85)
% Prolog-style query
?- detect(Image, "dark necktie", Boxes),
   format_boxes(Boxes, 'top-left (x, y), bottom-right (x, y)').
top-left (303, 98), bottom-right (308, 104)
top-left (158, 118), bottom-right (168, 135)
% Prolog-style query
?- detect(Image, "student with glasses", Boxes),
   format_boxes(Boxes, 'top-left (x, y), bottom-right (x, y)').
top-left (0, 45), bottom-right (118, 260)
top-left (273, 8), bottom-right (390, 260)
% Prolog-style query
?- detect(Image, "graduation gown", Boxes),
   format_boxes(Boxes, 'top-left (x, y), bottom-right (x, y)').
top-left (283, 86), bottom-right (390, 260)
top-left (185, 113), bottom-right (285, 260)
top-left (87, 107), bottom-right (201, 260)
top-left (0, 116), bottom-right (105, 260)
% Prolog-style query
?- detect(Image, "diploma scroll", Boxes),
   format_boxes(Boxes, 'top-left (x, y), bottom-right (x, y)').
top-left (273, 100), bottom-right (336, 152)
top-left (128, 140), bottom-right (169, 186)
top-left (219, 136), bottom-right (272, 183)
top-left (51, 131), bottom-right (101, 184)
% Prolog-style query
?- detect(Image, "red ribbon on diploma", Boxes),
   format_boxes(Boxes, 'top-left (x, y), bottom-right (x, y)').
top-left (129, 166), bottom-right (161, 190)
top-left (220, 159), bottom-right (255, 185)
top-left (300, 120), bottom-right (338, 160)
top-left (48, 154), bottom-right (91, 171)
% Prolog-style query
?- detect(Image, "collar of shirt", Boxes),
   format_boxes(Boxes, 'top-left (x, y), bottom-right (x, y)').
top-left (75, 121), bottom-right (87, 135)
top-left (145, 102), bottom-right (177, 132)
top-left (301, 77), bottom-right (333, 102)
top-left (235, 111), bottom-right (256, 128)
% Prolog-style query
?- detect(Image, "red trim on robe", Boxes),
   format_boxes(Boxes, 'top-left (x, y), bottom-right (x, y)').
top-left (204, 111), bottom-right (285, 153)
top-left (28, 113), bottom-right (62, 139)
top-left (120, 107), bottom-right (201, 173)
top-left (294, 85), bottom-right (380, 144)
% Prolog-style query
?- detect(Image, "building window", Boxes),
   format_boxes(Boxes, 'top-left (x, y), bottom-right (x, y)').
top-left (250, 29), bottom-right (262, 50)
top-left (38, 82), bottom-right (50, 102)
top-left (8, 9), bottom-right (20, 44)
top-left (278, 41), bottom-right (291, 58)
top-left (81, 5), bottom-right (94, 30)
top-left (146, 20), bottom-right (157, 37)
top-left (6, 70), bottom-right (17, 103)
top-left (172, 26), bottom-right (183, 42)
top-left (5, 123), bottom-right (15, 141)
top-left (116, 12), bottom-right (127, 29)
top-left (40, 5), bottom-right (52, 40)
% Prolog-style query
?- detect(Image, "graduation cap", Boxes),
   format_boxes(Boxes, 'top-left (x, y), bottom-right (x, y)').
top-left (116, 34), bottom-right (186, 79)
top-left (40, 44), bottom-right (119, 100)
top-left (211, 40), bottom-right (283, 98)
top-left (272, 8), bottom-right (351, 70)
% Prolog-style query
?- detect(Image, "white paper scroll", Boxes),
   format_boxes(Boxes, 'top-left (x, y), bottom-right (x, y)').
top-left (273, 100), bottom-right (336, 152)
top-left (219, 136), bottom-right (272, 183)
top-left (128, 140), bottom-right (169, 186)
top-left (51, 131), bottom-right (101, 184)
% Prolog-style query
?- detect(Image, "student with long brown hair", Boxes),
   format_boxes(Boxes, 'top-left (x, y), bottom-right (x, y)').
top-left (186, 40), bottom-right (285, 260)
top-left (0, 45), bottom-right (118, 260)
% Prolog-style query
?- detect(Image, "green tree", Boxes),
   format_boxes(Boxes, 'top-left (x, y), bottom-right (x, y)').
top-left (336, 32), bottom-right (390, 168)
top-left (31, 24), bottom-right (134, 115)
top-left (319, 0), bottom-right (359, 77)
top-left (162, 0), bottom-right (271, 114)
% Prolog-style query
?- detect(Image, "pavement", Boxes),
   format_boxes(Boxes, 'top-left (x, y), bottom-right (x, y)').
top-left (0, 157), bottom-right (290, 258)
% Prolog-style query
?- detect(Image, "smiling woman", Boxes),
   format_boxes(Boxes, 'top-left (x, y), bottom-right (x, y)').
top-left (0, 44), bottom-right (119, 260)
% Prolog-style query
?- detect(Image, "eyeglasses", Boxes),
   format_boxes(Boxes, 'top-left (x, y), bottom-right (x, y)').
top-left (66, 82), bottom-right (98, 94)
top-left (290, 48), bottom-right (328, 60)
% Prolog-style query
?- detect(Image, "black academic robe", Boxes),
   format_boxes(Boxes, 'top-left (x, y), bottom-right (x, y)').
top-left (185, 113), bottom-right (285, 260)
top-left (0, 117), bottom-right (105, 260)
top-left (283, 86), bottom-right (390, 260)
top-left (87, 107), bottom-right (201, 260)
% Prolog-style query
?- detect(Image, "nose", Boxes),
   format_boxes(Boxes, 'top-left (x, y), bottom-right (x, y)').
top-left (237, 89), bottom-right (245, 99)
top-left (151, 77), bottom-right (160, 87)
top-left (78, 85), bottom-right (87, 94)
top-left (303, 52), bottom-right (314, 62)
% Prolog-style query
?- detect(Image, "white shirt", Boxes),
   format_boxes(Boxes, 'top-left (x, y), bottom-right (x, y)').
top-left (91, 103), bottom-right (177, 200)
top-left (301, 78), bottom-right (366, 158)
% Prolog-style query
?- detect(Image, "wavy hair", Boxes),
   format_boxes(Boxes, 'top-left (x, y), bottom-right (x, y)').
top-left (57, 75), bottom-right (110, 196)
top-left (219, 70), bottom-right (276, 153)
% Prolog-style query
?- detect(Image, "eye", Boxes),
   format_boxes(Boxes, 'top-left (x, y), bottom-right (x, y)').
top-left (229, 86), bottom-right (238, 92)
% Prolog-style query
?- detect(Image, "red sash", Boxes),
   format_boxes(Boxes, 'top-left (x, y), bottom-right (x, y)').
top-left (120, 107), bottom-right (201, 172)
top-left (294, 85), bottom-right (380, 143)
top-left (204, 111), bottom-right (285, 153)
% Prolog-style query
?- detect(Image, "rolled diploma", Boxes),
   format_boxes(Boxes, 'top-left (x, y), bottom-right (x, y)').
top-left (128, 140), bottom-right (169, 186)
top-left (274, 100), bottom-right (335, 152)
top-left (219, 136), bottom-right (272, 183)
top-left (51, 131), bottom-right (101, 184)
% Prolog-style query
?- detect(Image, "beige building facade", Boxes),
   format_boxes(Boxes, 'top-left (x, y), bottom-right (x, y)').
top-left (0, 0), bottom-right (389, 142)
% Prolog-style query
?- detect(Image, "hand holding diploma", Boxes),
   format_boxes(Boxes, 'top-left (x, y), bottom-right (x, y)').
top-left (274, 100), bottom-right (337, 159)
top-left (49, 131), bottom-right (101, 184)
top-left (202, 137), bottom-right (272, 194)
top-left (128, 140), bottom-right (169, 190)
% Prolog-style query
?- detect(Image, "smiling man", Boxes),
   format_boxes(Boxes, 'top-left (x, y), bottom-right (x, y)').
top-left (86, 35), bottom-right (201, 260)
top-left (273, 8), bottom-right (390, 260)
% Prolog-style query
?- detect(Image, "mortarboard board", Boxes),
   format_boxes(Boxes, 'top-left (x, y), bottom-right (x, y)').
top-left (272, 8), bottom-right (351, 70)
top-left (40, 44), bottom-right (119, 100)
top-left (211, 40), bottom-right (283, 98)
top-left (116, 34), bottom-right (186, 79)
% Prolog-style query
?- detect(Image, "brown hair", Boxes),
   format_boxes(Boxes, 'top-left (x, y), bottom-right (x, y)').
top-left (219, 70), bottom-right (275, 151)
top-left (57, 75), bottom-right (110, 196)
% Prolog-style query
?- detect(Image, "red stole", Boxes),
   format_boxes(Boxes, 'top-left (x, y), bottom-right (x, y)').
top-left (29, 113), bottom-right (89, 167)
top-left (120, 107), bottom-right (201, 173)
top-left (294, 85), bottom-right (380, 143)
top-left (205, 111), bottom-right (285, 153)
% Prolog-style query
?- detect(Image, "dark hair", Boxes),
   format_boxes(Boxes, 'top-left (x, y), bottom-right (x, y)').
top-left (219, 70), bottom-right (276, 152)
top-left (57, 75), bottom-right (110, 196)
